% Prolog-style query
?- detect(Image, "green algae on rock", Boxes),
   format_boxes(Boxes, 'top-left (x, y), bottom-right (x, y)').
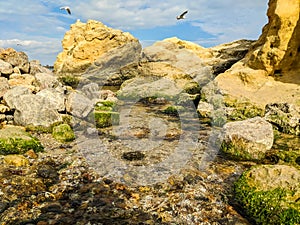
top-left (234, 165), bottom-right (300, 225)
top-left (93, 111), bottom-right (120, 128)
top-left (219, 117), bottom-right (274, 161)
top-left (52, 124), bottom-right (75, 142)
top-left (89, 100), bottom-right (120, 128)
top-left (0, 126), bottom-right (44, 155)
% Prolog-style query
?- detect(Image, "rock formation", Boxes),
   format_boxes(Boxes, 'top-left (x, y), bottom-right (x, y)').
top-left (247, 0), bottom-right (300, 75)
top-left (214, 0), bottom-right (300, 108)
top-left (54, 20), bottom-right (140, 75)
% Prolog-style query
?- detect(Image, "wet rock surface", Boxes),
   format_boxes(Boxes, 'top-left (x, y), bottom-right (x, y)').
top-left (0, 131), bottom-right (253, 225)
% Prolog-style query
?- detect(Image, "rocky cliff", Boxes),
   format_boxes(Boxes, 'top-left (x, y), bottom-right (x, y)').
top-left (247, 0), bottom-right (300, 75)
top-left (214, 0), bottom-right (300, 108)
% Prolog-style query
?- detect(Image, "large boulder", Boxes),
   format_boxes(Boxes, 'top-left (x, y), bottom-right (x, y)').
top-left (117, 37), bottom-right (254, 105)
top-left (218, 117), bottom-right (274, 161)
top-left (82, 41), bottom-right (142, 85)
top-left (234, 165), bottom-right (300, 224)
top-left (3, 87), bottom-right (63, 128)
top-left (247, 0), bottom-right (300, 75)
top-left (54, 20), bottom-right (140, 75)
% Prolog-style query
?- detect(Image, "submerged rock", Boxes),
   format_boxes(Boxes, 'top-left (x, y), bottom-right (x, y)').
top-left (52, 124), bottom-right (75, 142)
top-left (3, 154), bottom-right (30, 167)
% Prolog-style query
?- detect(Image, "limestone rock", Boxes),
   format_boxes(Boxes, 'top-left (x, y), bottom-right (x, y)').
top-left (36, 88), bottom-right (66, 112)
top-left (247, 0), bottom-right (300, 75)
top-left (83, 41), bottom-right (142, 85)
top-left (0, 77), bottom-right (9, 98)
top-left (0, 59), bottom-right (13, 75)
top-left (219, 117), bottom-right (274, 161)
top-left (3, 86), bottom-right (32, 109)
top-left (214, 0), bottom-right (300, 112)
top-left (4, 88), bottom-right (62, 128)
top-left (35, 72), bottom-right (64, 90)
top-left (29, 60), bottom-right (53, 75)
top-left (0, 48), bottom-right (30, 73)
top-left (8, 73), bottom-right (39, 92)
top-left (13, 94), bottom-right (63, 128)
top-left (117, 76), bottom-right (184, 101)
top-left (265, 103), bottom-right (300, 135)
top-left (234, 165), bottom-right (300, 224)
top-left (66, 91), bottom-right (94, 118)
top-left (54, 20), bottom-right (140, 75)
top-left (197, 101), bottom-right (214, 118)
top-left (142, 38), bottom-right (212, 85)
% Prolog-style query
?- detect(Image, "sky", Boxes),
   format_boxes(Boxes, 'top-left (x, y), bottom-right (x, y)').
top-left (0, 0), bottom-right (269, 66)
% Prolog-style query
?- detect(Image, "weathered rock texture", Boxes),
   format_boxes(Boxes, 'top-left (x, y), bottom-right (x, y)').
top-left (117, 37), bottom-right (252, 103)
top-left (247, 0), bottom-right (300, 75)
top-left (214, 0), bottom-right (300, 108)
top-left (54, 20), bottom-right (140, 75)
top-left (219, 117), bottom-right (274, 161)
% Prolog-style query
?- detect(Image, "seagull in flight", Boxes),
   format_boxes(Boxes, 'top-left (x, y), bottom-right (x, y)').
top-left (60, 6), bottom-right (71, 15)
top-left (176, 10), bottom-right (188, 20)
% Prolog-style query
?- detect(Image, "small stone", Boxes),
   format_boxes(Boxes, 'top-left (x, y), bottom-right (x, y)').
top-left (3, 154), bottom-right (29, 167)
top-left (122, 151), bottom-right (145, 161)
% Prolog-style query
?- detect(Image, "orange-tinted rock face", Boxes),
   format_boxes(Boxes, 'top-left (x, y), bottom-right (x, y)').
top-left (246, 0), bottom-right (300, 75)
top-left (54, 20), bottom-right (139, 75)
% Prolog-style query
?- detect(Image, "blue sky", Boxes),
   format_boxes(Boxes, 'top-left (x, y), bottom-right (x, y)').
top-left (0, 0), bottom-right (268, 65)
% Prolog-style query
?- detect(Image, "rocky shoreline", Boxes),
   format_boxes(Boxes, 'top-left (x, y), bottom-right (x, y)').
top-left (0, 0), bottom-right (299, 224)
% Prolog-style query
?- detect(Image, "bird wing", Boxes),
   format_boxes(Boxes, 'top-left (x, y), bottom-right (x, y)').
top-left (180, 10), bottom-right (188, 17)
top-left (60, 6), bottom-right (71, 14)
top-left (66, 8), bottom-right (71, 14)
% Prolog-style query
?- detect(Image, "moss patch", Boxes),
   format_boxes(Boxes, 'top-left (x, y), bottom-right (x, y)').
top-left (58, 75), bottom-right (80, 88)
top-left (220, 135), bottom-right (267, 161)
top-left (0, 126), bottom-right (44, 155)
top-left (224, 97), bottom-right (264, 121)
top-left (93, 111), bottom-right (120, 128)
top-left (52, 124), bottom-right (75, 142)
top-left (161, 105), bottom-right (185, 117)
top-left (234, 166), bottom-right (300, 225)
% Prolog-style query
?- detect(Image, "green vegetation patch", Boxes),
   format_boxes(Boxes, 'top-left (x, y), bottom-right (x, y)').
top-left (220, 135), bottom-right (266, 161)
top-left (224, 97), bottom-right (264, 121)
top-left (52, 124), bottom-right (75, 142)
top-left (234, 166), bottom-right (300, 225)
top-left (92, 111), bottom-right (120, 128)
top-left (161, 105), bottom-right (185, 117)
top-left (0, 126), bottom-right (44, 155)
top-left (58, 75), bottom-right (80, 88)
top-left (91, 100), bottom-right (120, 128)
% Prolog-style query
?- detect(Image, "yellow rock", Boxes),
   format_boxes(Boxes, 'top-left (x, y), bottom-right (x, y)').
top-left (215, 0), bottom-right (300, 108)
top-left (247, 0), bottom-right (300, 75)
top-left (3, 154), bottom-right (29, 167)
top-left (54, 20), bottom-right (139, 75)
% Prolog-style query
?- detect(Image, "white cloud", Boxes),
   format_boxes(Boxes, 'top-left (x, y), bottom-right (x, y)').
top-left (0, 38), bottom-right (61, 65)
top-left (0, 0), bottom-right (269, 64)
